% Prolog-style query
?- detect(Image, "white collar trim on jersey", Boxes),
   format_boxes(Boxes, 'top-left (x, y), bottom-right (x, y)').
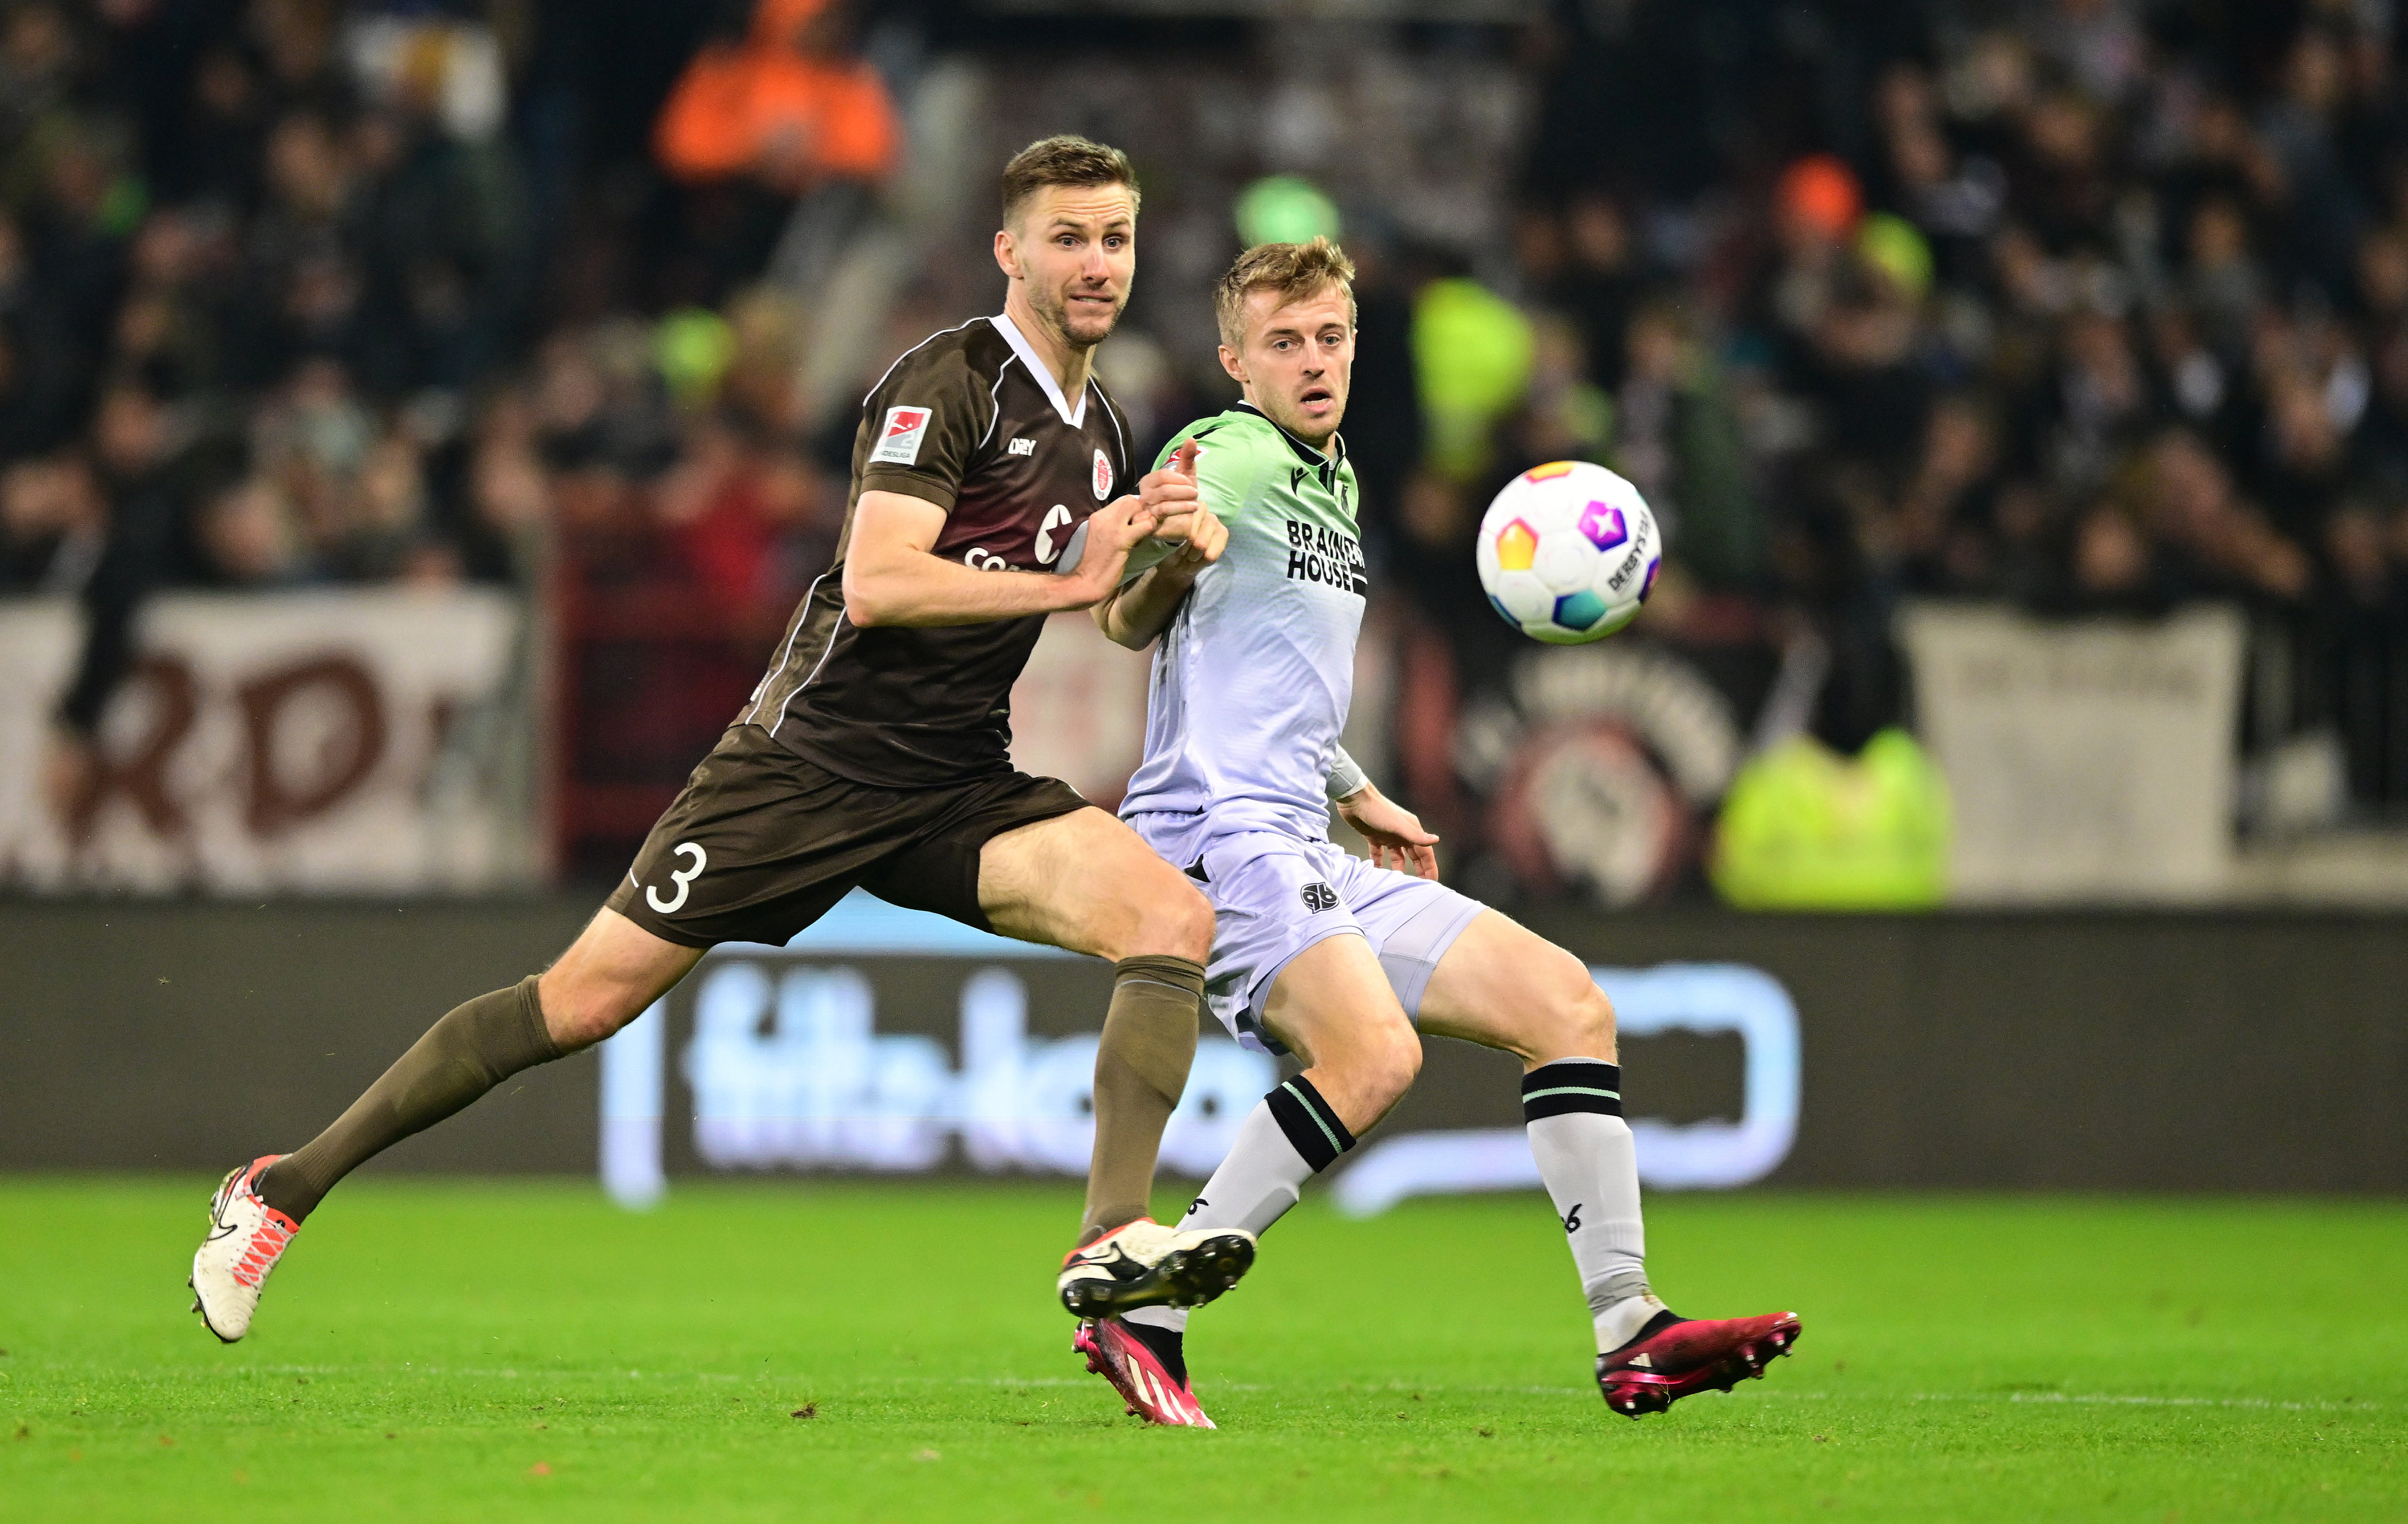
top-left (988, 310), bottom-right (1089, 428)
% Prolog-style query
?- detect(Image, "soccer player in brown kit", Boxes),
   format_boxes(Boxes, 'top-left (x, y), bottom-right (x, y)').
top-left (188, 136), bottom-right (1255, 1343)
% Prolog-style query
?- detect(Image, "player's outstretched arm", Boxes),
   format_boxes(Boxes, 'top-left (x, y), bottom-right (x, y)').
top-left (845, 489), bottom-right (1156, 626)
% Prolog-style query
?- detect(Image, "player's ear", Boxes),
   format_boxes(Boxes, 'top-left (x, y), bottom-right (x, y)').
top-left (1218, 343), bottom-right (1246, 386)
top-left (993, 227), bottom-right (1020, 280)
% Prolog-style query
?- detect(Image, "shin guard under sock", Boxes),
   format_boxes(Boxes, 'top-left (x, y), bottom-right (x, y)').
top-left (1522, 1058), bottom-right (1657, 1350)
top-left (1128, 1075), bottom-right (1356, 1338)
top-left (1081, 954), bottom-right (1206, 1241)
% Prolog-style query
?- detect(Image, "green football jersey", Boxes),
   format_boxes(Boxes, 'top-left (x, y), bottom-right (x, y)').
top-left (1119, 402), bottom-right (1366, 855)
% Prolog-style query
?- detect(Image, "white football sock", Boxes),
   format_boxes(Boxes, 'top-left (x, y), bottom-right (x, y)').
top-left (1124, 1075), bottom-right (1358, 1337)
top-left (1123, 1304), bottom-right (1189, 1333)
top-left (1523, 1057), bottom-right (1658, 1351)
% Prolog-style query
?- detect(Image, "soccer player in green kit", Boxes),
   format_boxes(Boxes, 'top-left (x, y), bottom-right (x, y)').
top-left (1070, 238), bottom-right (1801, 1427)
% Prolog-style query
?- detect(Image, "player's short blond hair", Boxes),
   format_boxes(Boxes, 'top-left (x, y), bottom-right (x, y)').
top-left (1214, 238), bottom-right (1358, 351)
top-left (1001, 136), bottom-right (1140, 228)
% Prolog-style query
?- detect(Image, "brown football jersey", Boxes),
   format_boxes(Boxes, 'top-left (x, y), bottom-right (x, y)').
top-left (741, 313), bottom-right (1138, 786)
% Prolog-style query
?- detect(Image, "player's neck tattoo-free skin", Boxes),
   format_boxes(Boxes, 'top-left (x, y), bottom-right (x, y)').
top-left (994, 183), bottom-right (1137, 400)
top-left (1221, 285), bottom-right (1356, 458)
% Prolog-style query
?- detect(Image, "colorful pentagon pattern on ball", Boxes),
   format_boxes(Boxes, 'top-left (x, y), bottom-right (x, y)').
top-left (1639, 556), bottom-right (1661, 601)
top-left (1578, 499), bottom-right (1629, 552)
top-left (1520, 460), bottom-right (1578, 482)
top-left (1552, 588), bottom-right (1610, 631)
top-left (1494, 518), bottom-right (1539, 572)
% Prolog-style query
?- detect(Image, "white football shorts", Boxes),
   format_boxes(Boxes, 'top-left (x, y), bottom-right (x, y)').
top-left (1172, 829), bottom-right (1488, 1055)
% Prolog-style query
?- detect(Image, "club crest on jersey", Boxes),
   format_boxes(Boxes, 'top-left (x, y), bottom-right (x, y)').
top-left (1092, 448), bottom-right (1114, 500)
top-left (871, 405), bottom-right (931, 466)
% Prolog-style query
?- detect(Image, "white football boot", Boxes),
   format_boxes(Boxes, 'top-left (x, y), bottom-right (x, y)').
top-left (190, 1155), bottom-right (301, 1342)
top-left (1057, 1217), bottom-right (1256, 1320)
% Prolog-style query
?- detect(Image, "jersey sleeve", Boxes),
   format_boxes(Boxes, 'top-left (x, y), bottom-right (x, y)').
top-left (1105, 391), bottom-right (1141, 494)
top-left (1151, 420), bottom-right (1260, 525)
top-left (1121, 418), bottom-right (1255, 585)
top-left (854, 339), bottom-right (993, 512)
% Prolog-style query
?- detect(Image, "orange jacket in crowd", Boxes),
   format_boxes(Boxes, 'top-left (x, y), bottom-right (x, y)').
top-left (655, 0), bottom-right (900, 190)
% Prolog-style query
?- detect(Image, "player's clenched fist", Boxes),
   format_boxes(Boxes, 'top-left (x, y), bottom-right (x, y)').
top-left (1136, 440), bottom-right (1195, 511)
top-left (1060, 493), bottom-right (1161, 606)
top-left (1156, 505), bottom-right (1227, 572)
top-left (1143, 440), bottom-right (1225, 567)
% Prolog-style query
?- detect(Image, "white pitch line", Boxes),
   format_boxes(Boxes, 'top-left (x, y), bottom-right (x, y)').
top-left (58, 1365), bottom-right (2387, 1414)
top-left (980, 1381), bottom-right (2388, 1412)
top-left (1753, 1389), bottom-right (2382, 1413)
top-left (963, 1379), bottom-right (2389, 1411)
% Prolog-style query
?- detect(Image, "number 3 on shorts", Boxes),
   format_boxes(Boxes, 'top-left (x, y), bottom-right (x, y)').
top-left (645, 841), bottom-right (707, 914)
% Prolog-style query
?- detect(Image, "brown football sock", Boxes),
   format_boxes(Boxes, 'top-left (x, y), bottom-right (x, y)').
top-left (1080, 954), bottom-right (1206, 1242)
top-left (257, 975), bottom-right (562, 1223)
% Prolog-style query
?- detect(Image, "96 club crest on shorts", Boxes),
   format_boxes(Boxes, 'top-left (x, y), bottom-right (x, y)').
top-left (1168, 830), bottom-right (1488, 1053)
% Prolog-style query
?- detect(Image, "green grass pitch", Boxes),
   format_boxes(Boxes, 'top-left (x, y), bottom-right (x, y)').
top-left (1, 1180), bottom-right (2401, 1522)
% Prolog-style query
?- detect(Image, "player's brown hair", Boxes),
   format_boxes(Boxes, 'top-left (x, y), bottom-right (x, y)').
top-left (1000, 135), bottom-right (1141, 227)
top-left (1214, 237), bottom-right (1358, 351)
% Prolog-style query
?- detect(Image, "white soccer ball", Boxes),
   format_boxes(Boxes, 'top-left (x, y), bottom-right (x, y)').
top-left (1474, 460), bottom-right (1661, 645)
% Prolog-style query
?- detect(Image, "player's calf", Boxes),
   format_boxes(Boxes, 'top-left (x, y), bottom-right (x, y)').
top-left (1080, 952), bottom-right (1209, 1240)
top-left (1146, 937), bottom-right (1417, 1265)
top-left (978, 807), bottom-right (1216, 1245)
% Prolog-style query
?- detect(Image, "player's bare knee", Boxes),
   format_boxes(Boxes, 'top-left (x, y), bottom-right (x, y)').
top-left (1364, 1019), bottom-right (1423, 1108)
top-left (1552, 952), bottom-right (1617, 1060)
top-left (535, 969), bottom-right (638, 1051)
top-left (1128, 876), bottom-right (1213, 963)
top-left (1169, 881), bottom-right (1214, 960)
top-left (1568, 981), bottom-right (1617, 1060)
top-left (1524, 947), bottom-right (1616, 1062)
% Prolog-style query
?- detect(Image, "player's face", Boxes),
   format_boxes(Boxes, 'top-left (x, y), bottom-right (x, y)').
top-left (1224, 285), bottom-right (1355, 446)
top-left (997, 183), bottom-right (1136, 351)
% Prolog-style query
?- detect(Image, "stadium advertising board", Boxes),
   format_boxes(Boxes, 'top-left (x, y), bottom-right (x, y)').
top-left (0, 590), bottom-right (534, 893)
top-left (593, 891), bottom-right (1799, 1212)
top-left (5, 897), bottom-right (2398, 1194)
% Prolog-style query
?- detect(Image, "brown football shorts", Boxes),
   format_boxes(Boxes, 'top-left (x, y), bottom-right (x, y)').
top-left (603, 723), bottom-right (1091, 948)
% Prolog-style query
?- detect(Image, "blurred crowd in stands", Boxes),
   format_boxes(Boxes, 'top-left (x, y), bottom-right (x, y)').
top-left (0, 0), bottom-right (536, 740)
top-left (12, 0), bottom-right (2408, 885)
top-left (1486, 0), bottom-right (2408, 812)
top-left (0, 0), bottom-right (887, 781)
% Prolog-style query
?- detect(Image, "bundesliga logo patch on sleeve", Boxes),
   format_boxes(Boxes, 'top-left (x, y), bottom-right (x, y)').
top-left (871, 405), bottom-right (932, 466)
